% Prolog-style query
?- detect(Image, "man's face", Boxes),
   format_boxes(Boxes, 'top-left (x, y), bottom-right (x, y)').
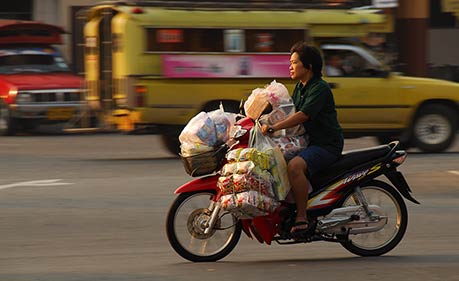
top-left (289, 52), bottom-right (308, 81)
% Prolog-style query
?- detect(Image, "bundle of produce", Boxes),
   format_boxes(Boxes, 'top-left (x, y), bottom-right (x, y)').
top-left (218, 162), bottom-right (275, 198)
top-left (225, 148), bottom-right (271, 170)
top-left (220, 190), bottom-right (280, 219)
top-left (218, 145), bottom-right (278, 218)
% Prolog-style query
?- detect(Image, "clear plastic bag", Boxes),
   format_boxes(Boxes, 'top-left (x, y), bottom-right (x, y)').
top-left (208, 109), bottom-right (237, 144)
top-left (250, 122), bottom-right (291, 200)
top-left (179, 112), bottom-right (217, 147)
top-left (271, 135), bottom-right (309, 161)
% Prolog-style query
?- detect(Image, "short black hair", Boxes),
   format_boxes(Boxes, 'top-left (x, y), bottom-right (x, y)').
top-left (290, 41), bottom-right (323, 78)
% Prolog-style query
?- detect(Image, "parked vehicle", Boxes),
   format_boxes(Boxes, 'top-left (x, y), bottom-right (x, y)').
top-left (0, 20), bottom-right (84, 135)
top-left (166, 117), bottom-right (419, 262)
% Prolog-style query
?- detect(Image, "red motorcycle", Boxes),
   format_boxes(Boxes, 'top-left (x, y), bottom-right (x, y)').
top-left (166, 117), bottom-right (419, 262)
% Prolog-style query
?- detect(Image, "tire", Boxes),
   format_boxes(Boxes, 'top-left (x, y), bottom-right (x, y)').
top-left (166, 191), bottom-right (242, 262)
top-left (161, 134), bottom-right (181, 156)
top-left (0, 102), bottom-right (17, 136)
top-left (340, 180), bottom-right (408, 256)
top-left (411, 104), bottom-right (458, 153)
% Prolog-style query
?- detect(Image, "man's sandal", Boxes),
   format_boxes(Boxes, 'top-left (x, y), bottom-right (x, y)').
top-left (290, 221), bottom-right (312, 238)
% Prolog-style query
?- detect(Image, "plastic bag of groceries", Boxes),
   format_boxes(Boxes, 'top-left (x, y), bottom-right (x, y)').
top-left (220, 190), bottom-right (280, 219)
top-left (264, 80), bottom-right (291, 107)
top-left (218, 161), bottom-right (275, 197)
top-left (243, 87), bottom-right (270, 120)
top-left (259, 103), bottom-right (306, 138)
top-left (179, 108), bottom-right (237, 156)
top-left (271, 135), bottom-right (309, 161)
top-left (244, 80), bottom-right (292, 120)
top-left (250, 122), bottom-right (291, 200)
top-left (225, 148), bottom-right (272, 170)
top-left (208, 108), bottom-right (237, 144)
top-left (179, 111), bottom-right (217, 148)
top-left (218, 172), bottom-right (275, 198)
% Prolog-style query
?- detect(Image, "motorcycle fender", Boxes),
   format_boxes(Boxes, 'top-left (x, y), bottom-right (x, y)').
top-left (385, 170), bottom-right (420, 204)
top-left (174, 175), bottom-right (220, 194)
top-left (241, 220), bottom-right (254, 240)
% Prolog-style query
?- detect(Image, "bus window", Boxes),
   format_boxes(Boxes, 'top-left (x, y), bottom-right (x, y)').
top-left (146, 28), bottom-right (224, 52)
top-left (224, 29), bottom-right (245, 52)
top-left (246, 29), bottom-right (304, 52)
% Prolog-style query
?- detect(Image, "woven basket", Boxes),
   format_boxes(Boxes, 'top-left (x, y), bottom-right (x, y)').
top-left (180, 146), bottom-right (227, 177)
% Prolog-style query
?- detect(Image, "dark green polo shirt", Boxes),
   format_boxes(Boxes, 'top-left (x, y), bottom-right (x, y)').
top-left (292, 77), bottom-right (344, 156)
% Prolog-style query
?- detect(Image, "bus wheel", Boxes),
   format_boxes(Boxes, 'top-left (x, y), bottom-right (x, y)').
top-left (161, 134), bottom-right (181, 157)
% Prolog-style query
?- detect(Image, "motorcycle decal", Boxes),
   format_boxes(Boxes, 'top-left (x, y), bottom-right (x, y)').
top-left (368, 163), bottom-right (383, 175)
top-left (308, 164), bottom-right (381, 209)
top-left (343, 169), bottom-right (370, 184)
top-left (308, 179), bottom-right (349, 208)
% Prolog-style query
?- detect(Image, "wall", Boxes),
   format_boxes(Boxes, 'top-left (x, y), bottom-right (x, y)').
top-left (33, 0), bottom-right (101, 62)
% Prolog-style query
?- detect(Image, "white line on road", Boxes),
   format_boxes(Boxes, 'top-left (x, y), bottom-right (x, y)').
top-left (448, 171), bottom-right (459, 176)
top-left (0, 179), bottom-right (73, 191)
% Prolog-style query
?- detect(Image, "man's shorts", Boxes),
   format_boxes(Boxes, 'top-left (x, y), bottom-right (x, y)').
top-left (297, 145), bottom-right (340, 177)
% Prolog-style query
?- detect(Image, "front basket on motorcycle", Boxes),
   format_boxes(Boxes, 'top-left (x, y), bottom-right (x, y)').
top-left (180, 144), bottom-right (227, 177)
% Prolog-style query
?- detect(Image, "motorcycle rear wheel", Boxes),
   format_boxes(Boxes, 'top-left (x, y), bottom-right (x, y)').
top-left (166, 191), bottom-right (242, 262)
top-left (340, 180), bottom-right (408, 256)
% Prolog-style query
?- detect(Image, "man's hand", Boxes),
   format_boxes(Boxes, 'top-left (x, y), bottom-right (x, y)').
top-left (261, 124), bottom-right (269, 135)
top-left (261, 124), bottom-right (274, 135)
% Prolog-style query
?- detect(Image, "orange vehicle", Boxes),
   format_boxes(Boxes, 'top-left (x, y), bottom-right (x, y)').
top-left (0, 20), bottom-right (84, 135)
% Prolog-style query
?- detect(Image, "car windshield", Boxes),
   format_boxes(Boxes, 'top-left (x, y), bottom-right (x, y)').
top-left (0, 47), bottom-right (70, 74)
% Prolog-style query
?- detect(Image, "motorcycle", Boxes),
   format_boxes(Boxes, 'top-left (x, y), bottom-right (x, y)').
top-left (166, 116), bottom-right (419, 262)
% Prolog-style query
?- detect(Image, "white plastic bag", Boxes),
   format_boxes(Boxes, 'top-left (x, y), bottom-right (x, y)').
top-left (265, 80), bottom-right (292, 107)
top-left (208, 109), bottom-right (237, 143)
top-left (179, 112), bottom-right (217, 147)
top-left (250, 122), bottom-right (291, 200)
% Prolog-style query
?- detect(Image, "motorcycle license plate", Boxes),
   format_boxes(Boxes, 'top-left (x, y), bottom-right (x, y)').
top-left (47, 107), bottom-right (75, 120)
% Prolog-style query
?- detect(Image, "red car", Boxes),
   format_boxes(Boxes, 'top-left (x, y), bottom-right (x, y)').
top-left (0, 20), bottom-right (84, 135)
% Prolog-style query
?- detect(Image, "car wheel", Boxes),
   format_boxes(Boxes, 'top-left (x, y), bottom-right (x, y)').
top-left (0, 102), bottom-right (17, 136)
top-left (411, 104), bottom-right (458, 153)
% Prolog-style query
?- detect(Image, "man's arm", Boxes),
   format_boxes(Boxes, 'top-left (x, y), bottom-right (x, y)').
top-left (261, 111), bottom-right (309, 135)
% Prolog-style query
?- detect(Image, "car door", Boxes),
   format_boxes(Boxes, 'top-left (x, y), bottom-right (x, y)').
top-left (321, 44), bottom-right (405, 133)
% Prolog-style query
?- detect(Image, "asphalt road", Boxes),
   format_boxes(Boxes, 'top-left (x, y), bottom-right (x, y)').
top-left (0, 133), bottom-right (459, 281)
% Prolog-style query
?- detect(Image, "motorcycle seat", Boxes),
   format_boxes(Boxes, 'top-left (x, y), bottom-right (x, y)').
top-left (310, 144), bottom-right (392, 188)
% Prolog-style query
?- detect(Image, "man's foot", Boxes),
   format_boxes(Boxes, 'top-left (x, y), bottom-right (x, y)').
top-left (290, 220), bottom-right (313, 239)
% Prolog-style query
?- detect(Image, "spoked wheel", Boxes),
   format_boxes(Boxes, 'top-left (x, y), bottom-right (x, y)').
top-left (166, 191), bottom-right (242, 262)
top-left (340, 180), bottom-right (408, 256)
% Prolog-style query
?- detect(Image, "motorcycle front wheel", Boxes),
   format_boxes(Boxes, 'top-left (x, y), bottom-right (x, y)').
top-left (340, 180), bottom-right (408, 256)
top-left (166, 191), bottom-right (242, 262)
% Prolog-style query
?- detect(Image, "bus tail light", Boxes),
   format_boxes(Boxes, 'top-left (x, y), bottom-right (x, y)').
top-left (132, 7), bottom-right (144, 14)
top-left (134, 85), bottom-right (147, 107)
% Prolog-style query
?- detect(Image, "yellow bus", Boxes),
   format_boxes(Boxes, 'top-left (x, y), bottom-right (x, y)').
top-left (83, 1), bottom-right (392, 153)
